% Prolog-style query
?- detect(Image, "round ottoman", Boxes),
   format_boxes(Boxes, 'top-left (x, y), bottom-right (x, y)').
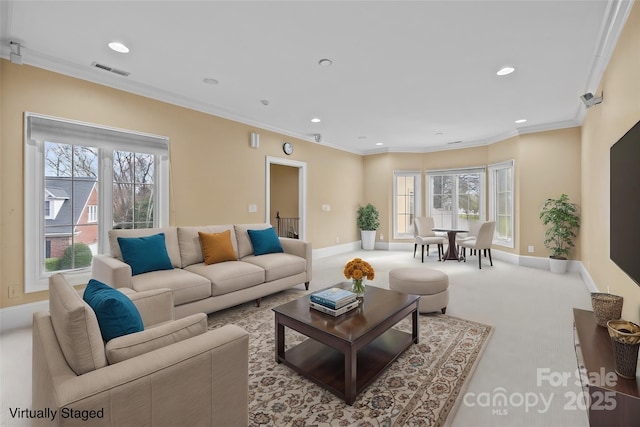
top-left (389, 267), bottom-right (449, 314)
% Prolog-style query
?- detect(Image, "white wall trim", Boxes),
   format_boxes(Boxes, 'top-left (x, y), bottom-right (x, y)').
top-left (0, 300), bottom-right (48, 333)
top-left (312, 241), bottom-right (361, 259)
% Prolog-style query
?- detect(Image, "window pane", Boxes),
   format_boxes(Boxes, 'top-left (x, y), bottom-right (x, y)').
top-left (114, 151), bottom-right (156, 230)
top-left (44, 144), bottom-right (98, 274)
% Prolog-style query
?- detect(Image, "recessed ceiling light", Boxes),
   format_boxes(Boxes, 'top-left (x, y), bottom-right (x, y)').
top-left (311, 118), bottom-right (321, 123)
top-left (376, 142), bottom-right (384, 146)
top-left (202, 78), bottom-right (219, 85)
top-left (496, 66), bottom-right (515, 76)
top-left (108, 42), bottom-right (129, 53)
top-left (515, 119), bottom-right (527, 124)
top-left (318, 58), bottom-right (333, 67)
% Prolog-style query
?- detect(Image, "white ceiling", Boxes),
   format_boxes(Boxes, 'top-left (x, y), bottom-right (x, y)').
top-left (0, 1), bottom-right (633, 154)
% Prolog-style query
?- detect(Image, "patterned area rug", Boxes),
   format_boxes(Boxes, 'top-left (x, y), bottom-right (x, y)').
top-left (208, 291), bottom-right (493, 427)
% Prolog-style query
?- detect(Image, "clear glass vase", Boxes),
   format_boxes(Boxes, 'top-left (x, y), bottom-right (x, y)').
top-left (351, 279), bottom-right (365, 298)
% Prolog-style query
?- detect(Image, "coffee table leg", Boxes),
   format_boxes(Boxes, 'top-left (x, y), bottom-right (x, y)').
top-left (275, 314), bottom-right (285, 363)
top-left (345, 346), bottom-right (357, 405)
top-left (412, 306), bottom-right (419, 344)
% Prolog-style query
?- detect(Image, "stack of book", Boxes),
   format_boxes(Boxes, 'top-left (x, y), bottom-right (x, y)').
top-left (309, 287), bottom-right (359, 316)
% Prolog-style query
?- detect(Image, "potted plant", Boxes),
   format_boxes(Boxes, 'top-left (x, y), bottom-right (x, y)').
top-left (357, 203), bottom-right (380, 250)
top-left (539, 193), bottom-right (580, 273)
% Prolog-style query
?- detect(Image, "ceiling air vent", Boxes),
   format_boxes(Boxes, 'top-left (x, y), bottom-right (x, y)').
top-left (91, 62), bottom-right (130, 77)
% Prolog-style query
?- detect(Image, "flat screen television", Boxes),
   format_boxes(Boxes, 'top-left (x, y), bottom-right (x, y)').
top-left (610, 119), bottom-right (640, 286)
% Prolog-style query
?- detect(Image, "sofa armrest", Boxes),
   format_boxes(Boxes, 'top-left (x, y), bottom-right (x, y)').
top-left (280, 237), bottom-right (312, 283)
top-left (105, 313), bottom-right (207, 364)
top-left (91, 254), bottom-right (133, 289)
top-left (124, 288), bottom-right (174, 327)
top-left (34, 312), bottom-right (249, 427)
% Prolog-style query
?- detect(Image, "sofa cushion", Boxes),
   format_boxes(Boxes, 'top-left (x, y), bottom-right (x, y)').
top-left (83, 279), bottom-right (145, 341)
top-left (234, 223), bottom-right (272, 258)
top-left (131, 269), bottom-right (212, 306)
top-left (241, 253), bottom-right (306, 282)
top-left (185, 261), bottom-right (265, 296)
top-left (178, 225), bottom-right (237, 268)
top-left (198, 230), bottom-right (238, 265)
top-left (247, 227), bottom-right (284, 256)
top-left (117, 233), bottom-right (175, 276)
top-left (109, 227), bottom-right (181, 268)
top-left (105, 313), bottom-right (207, 364)
top-left (48, 274), bottom-right (107, 375)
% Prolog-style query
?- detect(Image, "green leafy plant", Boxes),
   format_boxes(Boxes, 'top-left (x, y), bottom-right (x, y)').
top-left (58, 243), bottom-right (93, 270)
top-left (357, 203), bottom-right (380, 231)
top-left (539, 194), bottom-right (580, 259)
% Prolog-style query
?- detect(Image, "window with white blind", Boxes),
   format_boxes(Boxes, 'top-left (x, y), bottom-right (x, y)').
top-left (426, 167), bottom-right (486, 232)
top-left (393, 171), bottom-right (422, 239)
top-left (488, 160), bottom-right (515, 247)
top-left (24, 113), bottom-right (170, 292)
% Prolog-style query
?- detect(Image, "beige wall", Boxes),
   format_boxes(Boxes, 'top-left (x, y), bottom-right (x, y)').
top-left (518, 128), bottom-right (582, 259)
top-left (0, 61), bottom-right (363, 308)
top-left (581, 3), bottom-right (640, 324)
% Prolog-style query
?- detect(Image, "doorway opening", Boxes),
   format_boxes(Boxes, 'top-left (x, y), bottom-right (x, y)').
top-left (265, 156), bottom-right (307, 240)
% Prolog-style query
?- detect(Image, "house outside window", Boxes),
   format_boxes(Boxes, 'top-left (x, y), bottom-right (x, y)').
top-left (24, 113), bottom-right (169, 292)
top-left (393, 171), bottom-right (421, 239)
top-left (488, 160), bottom-right (515, 247)
top-left (426, 167), bottom-right (486, 233)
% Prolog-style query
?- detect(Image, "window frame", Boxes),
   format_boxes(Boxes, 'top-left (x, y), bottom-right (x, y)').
top-left (426, 166), bottom-right (486, 230)
top-left (24, 112), bottom-right (170, 292)
top-left (488, 160), bottom-right (515, 248)
top-left (392, 170), bottom-right (422, 239)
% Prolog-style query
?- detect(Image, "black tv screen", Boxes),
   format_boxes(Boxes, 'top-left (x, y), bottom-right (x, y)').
top-left (610, 119), bottom-right (640, 286)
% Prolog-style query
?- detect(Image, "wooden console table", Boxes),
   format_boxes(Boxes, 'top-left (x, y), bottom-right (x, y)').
top-left (573, 308), bottom-right (640, 426)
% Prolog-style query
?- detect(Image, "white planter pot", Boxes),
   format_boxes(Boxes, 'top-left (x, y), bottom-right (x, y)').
top-left (360, 230), bottom-right (376, 250)
top-left (549, 257), bottom-right (568, 274)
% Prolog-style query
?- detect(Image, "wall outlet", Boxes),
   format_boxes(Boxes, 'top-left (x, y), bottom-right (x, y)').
top-left (336, 236), bottom-right (340, 243)
top-left (528, 245), bottom-right (534, 253)
top-left (380, 234), bottom-right (384, 240)
top-left (322, 204), bottom-right (331, 212)
top-left (248, 204), bottom-right (257, 213)
top-left (8, 285), bottom-right (19, 299)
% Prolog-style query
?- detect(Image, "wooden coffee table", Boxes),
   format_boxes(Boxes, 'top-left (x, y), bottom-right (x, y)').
top-left (272, 283), bottom-right (420, 405)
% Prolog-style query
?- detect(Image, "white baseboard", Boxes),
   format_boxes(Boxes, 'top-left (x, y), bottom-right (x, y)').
top-left (313, 241), bottom-right (361, 259)
top-left (0, 300), bottom-right (48, 333)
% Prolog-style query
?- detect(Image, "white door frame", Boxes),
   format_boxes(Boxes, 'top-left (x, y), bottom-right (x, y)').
top-left (265, 156), bottom-right (307, 240)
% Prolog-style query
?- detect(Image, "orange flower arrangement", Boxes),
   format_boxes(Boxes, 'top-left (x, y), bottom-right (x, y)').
top-left (344, 258), bottom-right (374, 296)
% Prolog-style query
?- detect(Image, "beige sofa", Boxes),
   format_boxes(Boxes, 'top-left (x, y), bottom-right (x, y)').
top-left (33, 273), bottom-right (249, 426)
top-left (92, 223), bottom-right (312, 318)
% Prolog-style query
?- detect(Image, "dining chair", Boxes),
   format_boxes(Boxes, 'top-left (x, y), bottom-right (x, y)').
top-left (413, 217), bottom-right (447, 262)
top-left (458, 221), bottom-right (496, 269)
top-left (456, 221), bottom-right (481, 255)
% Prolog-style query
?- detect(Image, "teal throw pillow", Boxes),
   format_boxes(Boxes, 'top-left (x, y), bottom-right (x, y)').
top-left (247, 227), bottom-right (284, 256)
top-left (117, 233), bottom-right (174, 276)
top-left (83, 279), bottom-right (144, 342)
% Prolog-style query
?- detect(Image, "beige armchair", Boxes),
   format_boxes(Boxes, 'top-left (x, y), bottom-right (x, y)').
top-left (459, 221), bottom-right (497, 269)
top-left (32, 273), bottom-right (249, 426)
top-left (413, 217), bottom-right (447, 262)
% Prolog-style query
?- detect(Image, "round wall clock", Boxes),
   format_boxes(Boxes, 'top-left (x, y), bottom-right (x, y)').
top-left (283, 142), bottom-right (294, 155)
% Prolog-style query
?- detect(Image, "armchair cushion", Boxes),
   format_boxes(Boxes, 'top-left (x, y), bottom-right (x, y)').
top-left (117, 232), bottom-right (175, 275)
top-left (48, 273), bottom-right (107, 375)
top-left (105, 313), bottom-right (207, 364)
top-left (247, 227), bottom-right (284, 256)
top-left (83, 279), bottom-right (144, 341)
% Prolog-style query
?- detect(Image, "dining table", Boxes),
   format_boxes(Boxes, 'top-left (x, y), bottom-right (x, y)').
top-left (432, 228), bottom-right (469, 261)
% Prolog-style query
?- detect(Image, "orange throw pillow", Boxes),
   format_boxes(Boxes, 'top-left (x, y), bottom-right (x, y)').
top-left (198, 230), bottom-right (237, 265)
